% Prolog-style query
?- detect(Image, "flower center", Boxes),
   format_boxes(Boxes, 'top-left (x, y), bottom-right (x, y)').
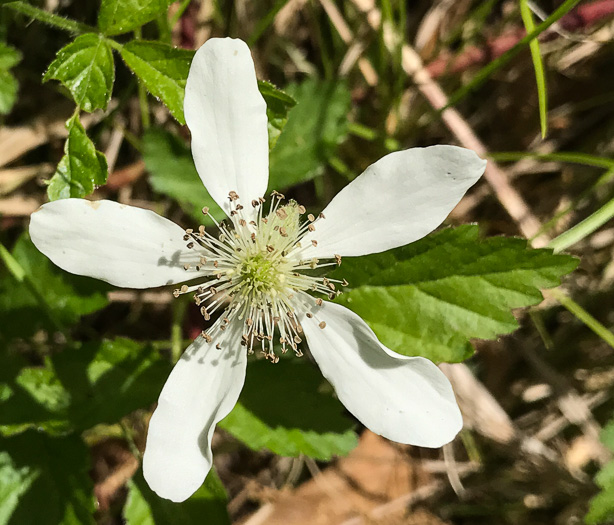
top-left (173, 191), bottom-right (346, 362)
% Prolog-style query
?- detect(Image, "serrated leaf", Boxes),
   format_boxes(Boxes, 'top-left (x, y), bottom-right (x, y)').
top-left (119, 41), bottom-right (193, 123)
top-left (143, 128), bottom-right (223, 221)
top-left (0, 431), bottom-right (95, 524)
top-left (0, 338), bottom-right (171, 435)
top-left (0, 43), bottom-right (21, 115)
top-left (268, 79), bottom-right (350, 190)
top-left (333, 225), bottom-right (578, 363)
top-left (258, 80), bottom-right (296, 150)
top-left (0, 234), bottom-right (109, 339)
top-left (47, 114), bottom-right (108, 200)
top-left (44, 34), bottom-right (114, 112)
top-left (220, 359), bottom-right (358, 460)
top-left (98, 0), bottom-right (173, 35)
top-left (124, 469), bottom-right (230, 525)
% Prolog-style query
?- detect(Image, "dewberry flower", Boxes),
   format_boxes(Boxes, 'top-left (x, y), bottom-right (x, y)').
top-left (29, 38), bottom-right (486, 502)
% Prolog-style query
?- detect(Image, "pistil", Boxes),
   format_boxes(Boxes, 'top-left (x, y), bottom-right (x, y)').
top-left (173, 191), bottom-right (347, 362)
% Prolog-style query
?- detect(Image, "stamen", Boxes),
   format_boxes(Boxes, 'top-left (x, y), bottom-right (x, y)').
top-left (181, 190), bottom-right (346, 358)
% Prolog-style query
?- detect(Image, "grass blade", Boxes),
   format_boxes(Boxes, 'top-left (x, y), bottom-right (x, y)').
top-left (447, 0), bottom-right (581, 108)
top-left (519, 0), bottom-right (548, 138)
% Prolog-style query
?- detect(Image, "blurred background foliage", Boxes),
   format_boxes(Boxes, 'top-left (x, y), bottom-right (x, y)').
top-left (1, 0), bottom-right (614, 524)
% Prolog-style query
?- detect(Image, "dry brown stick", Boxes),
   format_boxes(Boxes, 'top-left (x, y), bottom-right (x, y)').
top-left (0, 196), bottom-right (41, 217)
top-left (319, 0), bottom-right (378, 86)
top-left (326, 0), bottom-right (547, 245)
top-left (0, 103), bottom-right (116, 169)
top-left (534, 391), bottom-right (608, 442)
top-left (426, 0), bottom-right (614, 77)
top-left (0, 164), bottom-right (52, 196)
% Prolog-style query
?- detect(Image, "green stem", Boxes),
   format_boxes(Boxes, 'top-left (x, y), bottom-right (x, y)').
top-left (548, 288), bottom-right (614, 350)
top-left (548, 197), bottom-right (614, 253)
top-left (133, 29), bottom-right (151, 130)
top-left (4, 2), bottom-right (94, 34)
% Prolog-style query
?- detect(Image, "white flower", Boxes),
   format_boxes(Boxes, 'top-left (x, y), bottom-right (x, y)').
top-left (29, 38), bottom-right (486, 502)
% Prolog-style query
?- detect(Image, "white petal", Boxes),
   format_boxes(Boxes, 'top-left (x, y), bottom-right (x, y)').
top-left (143, 323), bottom-right (246, 502)
top-left (184, 38), bottom-right (269, 216)
top-left (29, 199), bottom-right (205, 289)
top-left (301, 301), bottom-right (462, 447)
top-left (300, 146), bottom-right (486, 258)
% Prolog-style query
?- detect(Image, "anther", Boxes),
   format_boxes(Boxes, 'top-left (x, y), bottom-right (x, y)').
top-left (202, 206), bottom-right (209, 215)
top-left (308, 224), bottom-right (315, 232)
top-left (186, 242), bottom-right (194, 249)
top-left (308, 214), bottom-right (315, 222)
top-left (315, 298), bottom-right (323, 306)
top-left (335, 254), bottom-right (342, 265)
top-left (251, 199), bottom-right (259, 208)
top-left (319, 321), bottom-right (326, 329)
top-left (216, 343), bottom-right (222, 349)
top-left (311, 240), bottom-right (318, 247)
top-left (276, 208), bottom-right (288, 220)
top-left (298, 205), bottom-right (306, 214)
top-left (228, 191), bottom-right (239, 201)
top-left (279, 227), bottom-right (288, 237)
top-left (319, 213), bottom-right (326, 219)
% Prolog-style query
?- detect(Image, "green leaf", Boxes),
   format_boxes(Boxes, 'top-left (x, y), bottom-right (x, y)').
top-left (586, 420), bottom-right (614, 524)
top-left (258, 80), bottom-right (297, 151)
top-left (119, 41), bottom-right (192, 123)
top-left (47, 114), bottom-right (108, 200)
top-left (0, 338), bottom-right (172, 435)
top-left (0, 234), bottom-right (109, 339)
top-left (3, 2), bottom-right (93, 34)
top-left (333, 225), bottom-right (578, 363)
top-left (44, 34), bottom-right (114, 112)
top-left (98, 0), bottom-right (173, 35)
top-left (143, 128), bottom-right (223, 221)
top-left (0, 431), bottom-right (95, 525)
top-left (124, 469), bottom-right (230, 525)
top-left (519, 0), bottom-right (548, 138)
top-left (0, 43), bottom-right (21, 115)
top-left (220, 359), bottom-right (358, 460)
top-left (268, 79), bottom-right (351, 190)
